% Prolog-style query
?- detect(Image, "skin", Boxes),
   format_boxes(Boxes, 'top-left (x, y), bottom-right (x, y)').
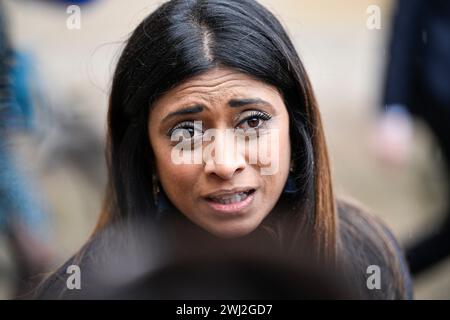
top-left (148, 67), bottom-right (291, 238)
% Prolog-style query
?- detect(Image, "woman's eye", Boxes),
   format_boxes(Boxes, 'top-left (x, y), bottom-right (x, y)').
top-left (244, 117), bottom-right (263, 128)
top-left (169, 121), bottom-right (203, 139)
top-left (237, 111), bottom-right (271, 130)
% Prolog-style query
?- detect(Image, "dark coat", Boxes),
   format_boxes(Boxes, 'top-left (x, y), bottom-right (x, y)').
top-left (384, 0), bottom-right (450, 114)
top-left (32, 199), bottom-right (413, 300)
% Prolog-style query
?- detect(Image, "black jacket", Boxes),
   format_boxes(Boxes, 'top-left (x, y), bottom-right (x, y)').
top-left (33, 199), bottom-right (413, 300)
top-left (384, 0), bottom-right (450, 114)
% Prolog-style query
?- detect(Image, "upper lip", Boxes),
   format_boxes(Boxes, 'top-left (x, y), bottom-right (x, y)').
top-left (203, 187), bottom-right (257, 199)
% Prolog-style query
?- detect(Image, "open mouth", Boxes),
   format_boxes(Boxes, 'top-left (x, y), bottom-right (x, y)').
top-left (203, 188), bottom-right (256, 214)
top-left (206, 189), bottom-right (256, 205)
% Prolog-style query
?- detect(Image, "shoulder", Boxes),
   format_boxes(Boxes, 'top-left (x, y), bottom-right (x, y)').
top-left (33, 254), bottom-right (82, 299)
top-left (33, 239), bottom-right (100, 299)
top-left (33, 218), bottom-right (157, 299)
top-left (336, 198), bottom-right (413, 299)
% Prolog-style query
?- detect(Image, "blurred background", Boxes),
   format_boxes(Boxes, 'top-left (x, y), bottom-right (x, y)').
top-left (0, 0), bottom-right (448, 299)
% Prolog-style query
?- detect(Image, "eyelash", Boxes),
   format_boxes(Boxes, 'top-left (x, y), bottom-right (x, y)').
top-left (167, 110), bottom-right (272, 138)
top-left (167, 121), bottom-right (202, 138)
top-left (237, 111), bottom-right (272, 129)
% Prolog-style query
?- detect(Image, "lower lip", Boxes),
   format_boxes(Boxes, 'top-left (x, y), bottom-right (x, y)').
top-left (204, 191), bottom-right (255, 214)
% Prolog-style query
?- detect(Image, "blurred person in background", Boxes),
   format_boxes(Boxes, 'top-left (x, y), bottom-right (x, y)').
top-left (1, 0), bottom-right (104, 299)
top-left (0, 0), bottom-right (53, 298)
top-left (375, 0), bottom-right (450, 275)
top-left (35, 0), bottom-right (412, 299)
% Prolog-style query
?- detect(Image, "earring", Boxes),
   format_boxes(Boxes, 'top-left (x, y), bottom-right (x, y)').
top-left (152, 170), bottom-right (173, 219)
top-left (152, 171), bottom-right (160, 207)
top-left (283, 160), bottom-right (297, 194)
top-left (289, 159), bottom-right (295, 173)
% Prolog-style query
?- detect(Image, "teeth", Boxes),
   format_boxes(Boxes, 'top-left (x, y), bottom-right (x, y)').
top-left (210, 192), bottom-right (249, 204)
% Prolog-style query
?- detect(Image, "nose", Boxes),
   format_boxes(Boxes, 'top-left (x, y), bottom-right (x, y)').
top-left (204, 130), bottom-right (246, 180)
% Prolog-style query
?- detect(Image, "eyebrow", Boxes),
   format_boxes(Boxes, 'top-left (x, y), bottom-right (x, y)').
top-left (227, 98), bottom-right (271, 108)
top-left (162, 98), bottom-right (272, 123)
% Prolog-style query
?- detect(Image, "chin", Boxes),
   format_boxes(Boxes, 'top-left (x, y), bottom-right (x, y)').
top-left (205, 221), bottom-right (259, 239)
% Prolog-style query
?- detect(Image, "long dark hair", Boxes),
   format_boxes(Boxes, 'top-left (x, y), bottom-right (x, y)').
top-left (97, 0), bottom-right (336, 264)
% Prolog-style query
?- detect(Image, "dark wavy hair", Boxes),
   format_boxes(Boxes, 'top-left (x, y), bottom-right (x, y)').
top-left (96, 0), bottom-right (336, 264)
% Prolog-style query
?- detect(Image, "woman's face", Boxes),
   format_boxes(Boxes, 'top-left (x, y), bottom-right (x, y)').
top-left (148, 67), bottom-right (291, 238)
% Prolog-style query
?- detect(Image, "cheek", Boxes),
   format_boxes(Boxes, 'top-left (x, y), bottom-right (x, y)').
top-left (280, 126), bottom-right (291, 167)
top-left (150, 138), bottom-right (186, 196)
top-left (157, 162), bottom-right (201, 206)
top-left (257, 125), bottom-right (291, 204)
top-left (266, 120), bottom-right (290, 175)
top-left (272, 119), bottom-right (291, 188)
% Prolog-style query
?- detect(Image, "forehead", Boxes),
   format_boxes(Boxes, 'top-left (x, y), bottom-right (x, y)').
top-left (154, 67), bottom-right (282, 107)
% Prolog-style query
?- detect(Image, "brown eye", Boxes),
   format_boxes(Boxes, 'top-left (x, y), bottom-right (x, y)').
top-left (237, 110), bottom-right (272, 131)
top-left (168, 121), bottom-right (203, 139)
top-left (247, 117), bottom-right (261, 128)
